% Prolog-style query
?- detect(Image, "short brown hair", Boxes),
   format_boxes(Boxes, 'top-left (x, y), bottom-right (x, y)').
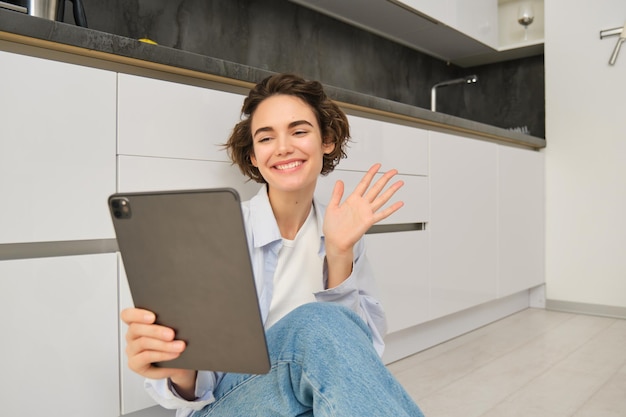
top-left (225, 73), bottom-right (350, 183)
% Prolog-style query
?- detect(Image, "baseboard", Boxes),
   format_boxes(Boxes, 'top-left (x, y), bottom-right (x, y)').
top-left (545, 299), bottom-right (626, 319)
top-left (382, 290), bottom-right (530, 364)
top-left (121, 405), bottom-right (174, 417)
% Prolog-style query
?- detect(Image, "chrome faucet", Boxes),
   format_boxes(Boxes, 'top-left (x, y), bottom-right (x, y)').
top-left (430, 75), bottom-right (478, 112)
top-left (600, 23), bottom-right (626, 66)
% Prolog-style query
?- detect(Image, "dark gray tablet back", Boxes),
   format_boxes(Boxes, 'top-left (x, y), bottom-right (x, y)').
top-left (109, 188), bottom-right (270, 374)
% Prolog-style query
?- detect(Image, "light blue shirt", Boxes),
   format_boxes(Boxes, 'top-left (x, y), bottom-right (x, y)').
top-left (145, 186), bottom-right (388, 415)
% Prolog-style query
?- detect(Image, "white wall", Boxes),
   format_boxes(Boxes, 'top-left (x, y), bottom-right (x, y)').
top-left (544, 1), bottom-right (626, 309)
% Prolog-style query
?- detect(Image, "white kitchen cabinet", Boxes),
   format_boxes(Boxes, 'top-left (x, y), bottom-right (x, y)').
top-left (498, 145), bottom-right (545, 297)
top-left (0, 254), bottom-right (120, 416)
top-left (117, 74), bottom-right (245, 161)
top-left (429, 131), bottom-right (498, 319)
top-left (0, 51), bottom-right (117, 244)
top-left (366, 230), bottom-right (429, 333)
top-left (400, 0), bottom-right (499, 47)
top-left (343, 115), bottom-right (428, 176)
top-left (117, 155), bottom-right (261, 200)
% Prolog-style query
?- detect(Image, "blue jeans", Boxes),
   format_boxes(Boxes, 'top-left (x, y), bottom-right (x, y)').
top-left (192, 302), bottom-right (425, 416)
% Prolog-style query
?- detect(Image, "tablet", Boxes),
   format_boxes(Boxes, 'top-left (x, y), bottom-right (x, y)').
top-left (109, 188), bottom-right (270, 374)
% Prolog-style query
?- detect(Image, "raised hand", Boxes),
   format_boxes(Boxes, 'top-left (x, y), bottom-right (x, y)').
top-left (323, 163), bottom-right (404, 287)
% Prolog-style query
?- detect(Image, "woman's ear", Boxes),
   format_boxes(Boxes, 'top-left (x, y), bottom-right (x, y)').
top-left (322, 139), bottom-right (336, 155)
top-left (250, 153), bottom-right (258, 167)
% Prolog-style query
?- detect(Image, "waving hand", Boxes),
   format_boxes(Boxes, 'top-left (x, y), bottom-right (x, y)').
top-left (323, 163), bottom-right (404, 287)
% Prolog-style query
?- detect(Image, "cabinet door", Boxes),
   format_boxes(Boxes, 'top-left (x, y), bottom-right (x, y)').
top-left (454, 0), bottom-right (498, 47)
top-left (117, 74), bottom-right (244, 161)
top-left (0, 51), bottom-right (116, 243)
top-left (396, 0), bottom-right (498, 47)
top-left (342, 115), bottom-right (429, 176)
top-left (0, 254), bottom-right (119, 416)
top-left (117, 155), bottom-right (261, 200)
top-left (498, 145), bottom-right (545, 297)
top-left (429, 132), bottom-right (498, 319)
top-left (366, 231), bottom-right (429, 333)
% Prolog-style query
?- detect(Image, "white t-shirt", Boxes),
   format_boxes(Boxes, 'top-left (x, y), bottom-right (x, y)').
top-left (264, 207), bottom-right (324, 328)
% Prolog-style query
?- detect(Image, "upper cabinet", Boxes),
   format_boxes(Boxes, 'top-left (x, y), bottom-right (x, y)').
top-left (289, 0), bottom-right (544, 66)
top-left (400, 0), bottom-right (499, 48)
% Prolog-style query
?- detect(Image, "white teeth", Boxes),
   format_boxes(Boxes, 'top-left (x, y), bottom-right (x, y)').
top-left (275, 161), bottom-right (302, 170)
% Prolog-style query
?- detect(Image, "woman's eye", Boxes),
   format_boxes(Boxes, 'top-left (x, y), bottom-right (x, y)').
top-left (258, 137), bottom-right (271, 143)
top-left (294, 130), bottom-right (308, 136)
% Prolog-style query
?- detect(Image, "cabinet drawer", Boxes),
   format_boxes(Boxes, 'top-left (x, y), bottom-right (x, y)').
top-left (117, 155), bottom-right (262, 201)
top-left (315, 170), bottom-right (429, 224)
top-left (118, 74), bottom-right (244, 161)
top-left (340, 115), bottom-right (428, 176)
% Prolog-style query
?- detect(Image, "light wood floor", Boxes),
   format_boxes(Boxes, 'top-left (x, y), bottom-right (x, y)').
top-left (388, 308), bottom-right (626, 417)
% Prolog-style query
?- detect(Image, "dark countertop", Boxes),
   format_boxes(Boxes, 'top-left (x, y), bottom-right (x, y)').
top-left (0, 8), bottom-right (545, 149)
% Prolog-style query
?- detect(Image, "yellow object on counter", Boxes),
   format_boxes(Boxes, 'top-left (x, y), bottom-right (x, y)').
top-left (138, 38), bottom-right (158, 45)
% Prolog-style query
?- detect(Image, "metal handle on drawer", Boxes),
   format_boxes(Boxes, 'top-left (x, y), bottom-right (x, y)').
top-left (366, 222), bottom-right (426, 234)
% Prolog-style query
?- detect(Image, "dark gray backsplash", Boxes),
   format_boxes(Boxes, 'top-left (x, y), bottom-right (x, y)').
top-left (73, 0), bottom-right (544, 138)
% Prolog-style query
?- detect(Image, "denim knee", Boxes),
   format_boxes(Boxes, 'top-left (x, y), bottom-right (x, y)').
top-left (268, 302), bottom-right (374, 357)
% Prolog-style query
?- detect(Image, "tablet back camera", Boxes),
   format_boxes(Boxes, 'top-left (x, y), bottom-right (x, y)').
top-left (110, 197), bottom-right (132, 219)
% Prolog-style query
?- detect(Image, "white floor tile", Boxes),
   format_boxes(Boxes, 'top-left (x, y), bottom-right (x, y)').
top-left (388, 308), bottom-right (626, 417)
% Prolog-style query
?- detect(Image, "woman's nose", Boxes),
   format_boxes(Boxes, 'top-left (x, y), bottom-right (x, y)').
top-left (275, 134), bottom-right (294, 155)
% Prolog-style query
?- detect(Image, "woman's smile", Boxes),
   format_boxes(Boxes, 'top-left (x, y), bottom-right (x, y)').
top-left (274, 159), bottom-right (304, 171)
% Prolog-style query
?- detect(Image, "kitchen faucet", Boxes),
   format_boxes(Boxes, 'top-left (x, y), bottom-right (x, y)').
top-left (600, 22), bottom-right (626, 65)
top-left (430, 75), bottom-right (478, 112)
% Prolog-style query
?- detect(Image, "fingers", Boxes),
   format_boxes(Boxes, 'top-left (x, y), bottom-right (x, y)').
top-left (329, 179), bottom-right (345, 208)
top-left (122, 307), bottom-right (188, 379)
top-left (368, 177), bottom-right (404, 223)
top-left (364, 167), bottom-right (397, 199)
top-left (125, 318), bottom-right (182, 358)
top-left (126, 342), bottom-right (184, 378)
top-left (125, 321), bottom-right (180, 345)
top-left (121, 307), bottom-right (156, 325)
top-left (373, 199), bottom-right (405, 223)
top-left (363, 164), bottom-right (405, 221)
top-left (125, 323), bottom-right (186, 379)
top-left (357, 164), bottom-right (403, 205)
top-left (353, 163), bottom-right (382, 197)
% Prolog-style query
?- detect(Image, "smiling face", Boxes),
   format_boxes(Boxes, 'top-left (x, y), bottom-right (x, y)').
top-left (249, 94), bottom-right (335, 197)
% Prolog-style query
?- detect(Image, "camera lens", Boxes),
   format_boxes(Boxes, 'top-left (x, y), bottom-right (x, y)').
top-left (111, 198), bottom-right (131, 218)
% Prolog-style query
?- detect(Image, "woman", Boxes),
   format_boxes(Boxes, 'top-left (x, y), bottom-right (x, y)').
top-left (122, 73), bottom-right (425, 416)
